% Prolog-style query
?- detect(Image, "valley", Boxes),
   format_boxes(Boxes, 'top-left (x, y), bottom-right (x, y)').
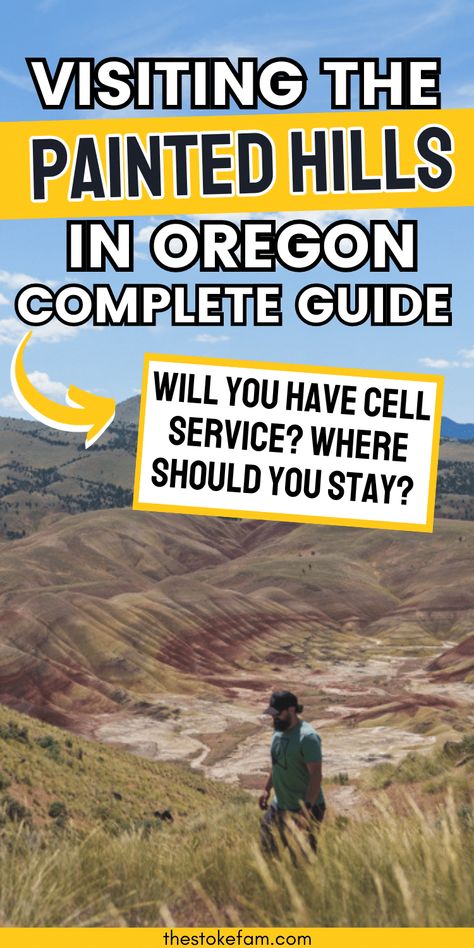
top-left (0, 404), bottom-right (472, 926)
top-left (0, 499), bottom-right (471, 793)
top-left (0, 400), bottom-right (472, 799)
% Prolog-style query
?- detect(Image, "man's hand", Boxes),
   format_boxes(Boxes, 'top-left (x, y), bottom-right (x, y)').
top-left (259, 789), bottom-right (270, 810)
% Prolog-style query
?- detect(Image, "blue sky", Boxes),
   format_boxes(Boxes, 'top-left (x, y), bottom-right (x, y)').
top-left (0, 0), bottom-right (473, 420)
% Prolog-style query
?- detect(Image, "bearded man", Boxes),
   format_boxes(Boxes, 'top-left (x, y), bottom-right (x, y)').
top-left (259, 691), bottom-right (325, 855)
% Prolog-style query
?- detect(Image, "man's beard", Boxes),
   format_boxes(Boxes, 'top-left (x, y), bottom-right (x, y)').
top-left (273, 716), bottom-right (290, 731)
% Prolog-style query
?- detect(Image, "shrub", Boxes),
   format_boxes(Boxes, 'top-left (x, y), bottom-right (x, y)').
top-left (457, 803), bottom-right (473, 828)
top-left (1, 795), bottom-right (31, 823)
top-left (362, 750), bottom-right (447, 789)
top-left (48, 801), bottom-right (68, 820)
top-left (135, 817), bottom-right (163, 838)
top-left (48, 800), bottom-right (69, 829)
top-left (36, 735), bottom-right (56, 749)
top-left (16, 773), bottom-right (32, 787)
top-left (460, 734), bottom-right (474, 756)
top-left (36, 736), bottom-right (62, 761)
top-left (0, 721), bottom-right (29, 744)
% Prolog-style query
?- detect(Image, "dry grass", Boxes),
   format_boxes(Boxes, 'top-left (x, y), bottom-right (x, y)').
top-left (0, 789), bottom-right (472, 927)
top-left (0, 705), bottom-right (243, 839)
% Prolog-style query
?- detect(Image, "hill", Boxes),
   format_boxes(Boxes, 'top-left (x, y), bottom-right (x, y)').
top-left (0, 414), bottom-right (135, 539)
top-left (0, 400), bottom-right (472, 791)
top-left (0, 702), bottom-right (243, 840)
top-left (441, 416), bottom-right (474, 441)
top-left (0, 403), bottom-right (474, 541)
top-left (427, 634), bottom-right (474, 681)
top-left (0, 703), bottom-right (472, 926)
top-left (0, 509), bottom-right (472, 779)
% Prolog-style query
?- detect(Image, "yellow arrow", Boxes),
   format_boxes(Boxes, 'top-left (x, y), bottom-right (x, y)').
top-left (11, 331), bottom-right (116, 448)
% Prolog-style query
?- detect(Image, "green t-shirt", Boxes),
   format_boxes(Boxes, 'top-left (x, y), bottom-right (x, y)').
top-left (271, 720), bottom-right (324, 811)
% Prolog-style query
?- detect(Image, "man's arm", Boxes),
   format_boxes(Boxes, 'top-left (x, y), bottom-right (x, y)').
top-left (259, 771), bottom-right (273, 810)
top-left (304, 760), bottom-right (322, 807)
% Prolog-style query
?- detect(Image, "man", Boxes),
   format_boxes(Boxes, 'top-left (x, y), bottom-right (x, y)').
top-left (259, 690), bottom-right (325, 855)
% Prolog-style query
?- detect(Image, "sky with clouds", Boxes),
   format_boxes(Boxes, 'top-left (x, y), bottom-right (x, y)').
top-left (0, 0), bottom-right (473, 420)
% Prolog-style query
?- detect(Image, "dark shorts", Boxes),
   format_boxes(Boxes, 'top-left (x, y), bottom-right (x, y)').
top-left (260, 801), bottom-right (326, 857)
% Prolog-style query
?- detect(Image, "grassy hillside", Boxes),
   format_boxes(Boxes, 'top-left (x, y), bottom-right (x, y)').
top-left (0, 416), bottom-right (135, 539)
top-left (0, 703), bottom-right (244, 840)
top-left (0, 705), bottom-right (472, 927)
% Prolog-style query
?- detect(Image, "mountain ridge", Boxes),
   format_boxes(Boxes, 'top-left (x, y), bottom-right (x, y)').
top-left (0, 401), bottom-right (473, 540)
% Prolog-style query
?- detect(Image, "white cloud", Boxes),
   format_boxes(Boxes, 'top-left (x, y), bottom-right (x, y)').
top-left (0, 368), bottom-right (67, 417)
top-left (454, 84), bottom-right (474, 107)
top-left (0, 270), bottom-right (58, 290)
top-left (134, 209), bottom-right (402, 264)
top-left (419, 346), bottom-right (474, 370)
top-left (0, 393), bottom-right (22, 413)
top-left (268, 208), bottom-right (402, 227)
top-left (38, 0), bottom-right (60, 11)
top-left (0, 317), bottom-right (79, 346)
top-left (189, 209), bottom-right (402, 228)
top-left (0, 293), bottom-right (9, 305)
top-left (137, 208), bottom-right (402, 236)
top-left (457, 83), bottom-right (474, 98)
top-left (28, 371), bottom-right (67, 398)
top-left (176, 37), bottom-right (317, 58)
top-left (135, 225), bottom-right (157, 245)
top-left (0, 372), bottom-right (68, 416)
top-left (0, 68), bottom-right (32, 92)
top-left (419, 357), bottom-right (459, 369)
top-left (135, 219), bottom-right (162, 244)
top-left (0, 319), bottom-right (29, 346)
top-left (32, 321), bottom-right (78, 344)
top-left (195, 333), bottom-right (229, 344)
top-left (380, 0), bottom-right (457, 43)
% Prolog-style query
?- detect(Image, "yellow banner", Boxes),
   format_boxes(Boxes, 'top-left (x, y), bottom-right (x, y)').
top-left (1, 108), bottom-right (473, 219)
top-left (0, 928), bottom-right (472, 944)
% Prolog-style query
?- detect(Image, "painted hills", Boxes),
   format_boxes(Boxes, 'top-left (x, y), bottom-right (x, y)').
top-left (0, 507), bottom-right (472, 747)
top-left (0, 402), bottom-right (472, 785)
